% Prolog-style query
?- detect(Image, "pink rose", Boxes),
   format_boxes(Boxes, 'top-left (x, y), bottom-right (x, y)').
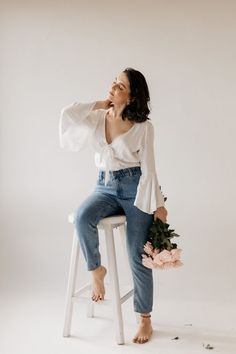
top-left (143, 242), bottom-right (160, 257)
top-left (142, 245), bottom-right (183, 270)
top-left (142, 255), bottom-right (159, 269)
top-left (154, 250), bottom-right (172, 264)
top-left (173, 260), bottom-right (183, 268)
top-left (153, 248), bottom-right (160, 257)
top-left (170, 248), bottom-right (182, 261)
top-left (143, 242), bottom-right (154, 256)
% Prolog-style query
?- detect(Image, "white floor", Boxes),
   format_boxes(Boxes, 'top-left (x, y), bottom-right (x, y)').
top-left (1, 286), bottom-right (235, 354)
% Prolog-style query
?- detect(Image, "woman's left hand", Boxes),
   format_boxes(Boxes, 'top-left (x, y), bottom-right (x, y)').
top-left (154, 206), bottom-right (168, 223)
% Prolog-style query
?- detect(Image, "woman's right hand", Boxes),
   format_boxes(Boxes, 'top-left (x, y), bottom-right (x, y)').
top-left (93, 100), bottom-right (113, 110)
top-left (103, 99), bottom-right (114, 109)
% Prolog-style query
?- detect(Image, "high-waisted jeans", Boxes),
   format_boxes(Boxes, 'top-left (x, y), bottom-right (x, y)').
top-left (73, 166), bottom-right (154, 313)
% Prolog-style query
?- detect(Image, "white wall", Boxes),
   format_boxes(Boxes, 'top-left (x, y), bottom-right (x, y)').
top-left (1, 0), bottom-right (236, 310)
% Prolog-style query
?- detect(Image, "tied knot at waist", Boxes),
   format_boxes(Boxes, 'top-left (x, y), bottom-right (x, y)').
top-left (100, 145), bottom-right (115, 185)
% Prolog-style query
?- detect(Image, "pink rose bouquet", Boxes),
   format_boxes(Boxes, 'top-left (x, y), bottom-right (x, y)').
top-left (142, 189), bottom-right (183, 270)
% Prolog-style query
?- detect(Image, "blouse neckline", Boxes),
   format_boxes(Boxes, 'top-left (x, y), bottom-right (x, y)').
top-left (103, 109), bottom-right (136, 146)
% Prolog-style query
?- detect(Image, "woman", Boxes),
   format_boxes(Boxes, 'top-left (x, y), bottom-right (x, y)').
top-left (59, 67), bottom-right (168, 344)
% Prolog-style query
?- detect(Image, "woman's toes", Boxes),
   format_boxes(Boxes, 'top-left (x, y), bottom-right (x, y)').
top-left (92, 293), bottom-right (98, 301)
top-left (91, 293), bottom-right (103, 302)
top-left (91, 265), bottom-right (106, 302)
top-left (133, 326), bottom-right (152, 344)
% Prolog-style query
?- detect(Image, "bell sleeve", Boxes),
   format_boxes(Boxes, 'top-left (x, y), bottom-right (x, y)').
top-left (133, 121), bottom-right (165, 214)
top-left (59, 101), bottom-right (98, 151)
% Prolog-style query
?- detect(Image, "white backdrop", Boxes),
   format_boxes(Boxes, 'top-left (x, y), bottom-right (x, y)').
top-left (1, 0), bottom-right (236, 315)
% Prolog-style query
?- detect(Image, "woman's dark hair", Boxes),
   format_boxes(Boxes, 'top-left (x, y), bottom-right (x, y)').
top-left (121, 67), bottom-right (151, 123)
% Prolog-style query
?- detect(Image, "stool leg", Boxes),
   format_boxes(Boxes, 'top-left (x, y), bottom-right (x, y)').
top-left (118, 223), bottom-right (139, 324)
top-left (86, 297), bottom-right (95, 318)
top-left (118, 223), bottom-right (133, 286)
top-left (63, 228), bottom-right (80, 337)
top-left (105, 225), bottom-right (125, 345)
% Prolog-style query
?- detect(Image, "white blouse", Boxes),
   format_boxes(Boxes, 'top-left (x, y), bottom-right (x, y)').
top-left (59, 101), bottom-right (165, 214)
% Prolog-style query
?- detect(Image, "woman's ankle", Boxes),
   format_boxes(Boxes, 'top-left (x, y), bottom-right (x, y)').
top-left (140, 313), bottom-right (151, 322)
top-left (90, 265), bottom-right (102, 274)
top-left (140, 312), bottom-right (151, 317)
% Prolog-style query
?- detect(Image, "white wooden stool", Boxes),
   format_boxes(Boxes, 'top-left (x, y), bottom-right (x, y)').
top-left (62, 213), bottom-right (136, 345)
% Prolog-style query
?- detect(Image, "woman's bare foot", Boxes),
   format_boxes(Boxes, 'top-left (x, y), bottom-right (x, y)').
top-left (132, 315), bottom-right (153, 344)
top-left (90, 265), bottom-right (107, 302)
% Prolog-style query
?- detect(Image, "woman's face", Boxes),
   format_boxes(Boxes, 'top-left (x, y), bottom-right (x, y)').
top-left (107, 72), bottom-right (131, 107)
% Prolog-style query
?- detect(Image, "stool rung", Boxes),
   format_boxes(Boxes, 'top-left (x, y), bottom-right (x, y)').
top-left (73, 283), bottom-right (92, 297)
top-left (120, 289), bottom-right (134, 304)
top-left (72, 288), bottom-right (134, 304)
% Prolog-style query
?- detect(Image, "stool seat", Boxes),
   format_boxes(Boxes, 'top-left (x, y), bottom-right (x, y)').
top-left (68, 212), bottom-right (126, 227)
top-left (63, 212), bottom-right (135, 345)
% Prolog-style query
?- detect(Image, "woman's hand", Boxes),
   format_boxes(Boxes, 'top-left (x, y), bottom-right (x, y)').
top-left (103, 99), bottom-right (114, 109)
top-left (93, 100), bottom-right (113, 110)
top-left (154, 206), bottom-right (168, 223)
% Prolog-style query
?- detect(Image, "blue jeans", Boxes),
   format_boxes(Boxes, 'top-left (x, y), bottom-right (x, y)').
top-left (73, 166), bottom-right (154, 313)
